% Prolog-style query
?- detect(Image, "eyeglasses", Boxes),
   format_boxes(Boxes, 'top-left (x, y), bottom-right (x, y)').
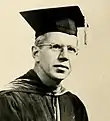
top-left (38, 43), bottom-right (79, 55)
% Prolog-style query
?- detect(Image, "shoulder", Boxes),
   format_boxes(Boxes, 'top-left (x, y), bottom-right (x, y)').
top-left (0, 79), bottom-right (30, 101)
top-left (0, 77), bottom-right (43, 103)
top-left (0, 82), bottom-right (22, 104)
top-left (67, 92), bottom-right (86, 110)
top-left (0, 80), bottom-right (31, 121)
top-left (66, 91), bottom-right (89, 121)
top-left (0, 79), bottom-right (33, 112)
top-left (66, 91), bottom-right (84, 105)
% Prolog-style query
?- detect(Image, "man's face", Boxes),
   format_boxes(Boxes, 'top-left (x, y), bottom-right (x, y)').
top-left (35, 32), bottom-right (78, 81)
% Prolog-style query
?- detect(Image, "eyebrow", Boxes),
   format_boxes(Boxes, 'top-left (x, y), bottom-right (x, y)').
top-left (42, 42), bottom-right (77, 48)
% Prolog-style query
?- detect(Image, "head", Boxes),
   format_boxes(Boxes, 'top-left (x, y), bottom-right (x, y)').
top-left (20, 5), bottom-right (89, 86)
top-left (32, 32), bottom-right (78, 84)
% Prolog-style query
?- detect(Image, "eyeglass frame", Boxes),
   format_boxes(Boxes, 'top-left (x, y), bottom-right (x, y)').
top-left (36, 43), bottom-right (79, 55)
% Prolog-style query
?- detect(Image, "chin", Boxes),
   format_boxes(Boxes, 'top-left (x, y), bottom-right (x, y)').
top-left (50, 72), bottom-right (69, 81)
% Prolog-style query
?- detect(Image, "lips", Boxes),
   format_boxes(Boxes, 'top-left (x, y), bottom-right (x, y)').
top-left (53, 64), bottom-right (69, 69)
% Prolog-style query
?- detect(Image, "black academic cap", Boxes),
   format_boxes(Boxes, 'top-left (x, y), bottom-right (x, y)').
top-left (20, 6), bottom-right (88, 38)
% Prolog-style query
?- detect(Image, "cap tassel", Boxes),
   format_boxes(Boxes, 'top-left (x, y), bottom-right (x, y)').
top-left (84, 28), bottom-right (87, 45)
top-left (84, 16), bottom-right (88, 45)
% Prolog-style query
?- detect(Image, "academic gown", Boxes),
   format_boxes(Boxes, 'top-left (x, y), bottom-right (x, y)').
top-left (0, 69), bottom-right (88, 121)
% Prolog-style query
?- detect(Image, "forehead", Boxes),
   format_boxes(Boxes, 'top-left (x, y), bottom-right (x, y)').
top-left (45, 32), bottom-right (77, 46)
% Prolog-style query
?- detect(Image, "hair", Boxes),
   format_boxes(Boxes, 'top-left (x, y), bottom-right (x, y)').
top-left (34, 32), bottom-right (79, 52)
top-left (34, 34), bottom-right (48, 47)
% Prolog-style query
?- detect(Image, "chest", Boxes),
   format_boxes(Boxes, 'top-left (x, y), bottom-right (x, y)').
top-left (17, 93), bottom-right (75, 121)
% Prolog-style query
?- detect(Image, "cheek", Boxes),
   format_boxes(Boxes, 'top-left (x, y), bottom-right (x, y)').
top-left (39, 50), bottom-right (58, 66)
top-left (67, 55), bottom-right (75, 67)
top-left (68, 55), bottom-right (77, 68)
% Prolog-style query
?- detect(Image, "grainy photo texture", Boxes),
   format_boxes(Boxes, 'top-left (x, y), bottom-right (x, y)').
top-left (0, 5), bottom-right (89, 121)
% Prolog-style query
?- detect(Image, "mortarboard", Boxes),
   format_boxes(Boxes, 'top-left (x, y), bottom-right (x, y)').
top-left (20, 6), bottom-right (88, 44)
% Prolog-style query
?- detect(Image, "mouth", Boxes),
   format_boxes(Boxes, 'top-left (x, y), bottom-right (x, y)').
top-left (53, 64), bottom-right (69, 70)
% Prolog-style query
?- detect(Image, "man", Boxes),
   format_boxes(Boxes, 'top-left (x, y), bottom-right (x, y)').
top-left (0, 5), bottom-right (89, 121)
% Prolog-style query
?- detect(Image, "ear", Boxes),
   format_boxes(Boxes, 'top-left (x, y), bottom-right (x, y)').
top-left (31, 46), bottom-right (40, 62)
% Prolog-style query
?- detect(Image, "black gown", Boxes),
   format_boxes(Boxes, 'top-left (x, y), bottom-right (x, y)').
top-left (0, 69), bottom-right (88, 121)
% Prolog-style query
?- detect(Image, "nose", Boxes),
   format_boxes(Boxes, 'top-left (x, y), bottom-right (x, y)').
top-left (58, 47), bottom-right (68, 62)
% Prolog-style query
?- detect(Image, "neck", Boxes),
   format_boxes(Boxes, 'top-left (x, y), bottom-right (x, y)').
top-left (33, 64), bottom-right (61, 88)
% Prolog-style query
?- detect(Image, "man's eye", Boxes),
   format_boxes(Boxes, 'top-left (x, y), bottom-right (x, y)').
top-left (52, 44), bottom-right (62, 49)
top-left (67, 46), bottom-right (76, 52)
